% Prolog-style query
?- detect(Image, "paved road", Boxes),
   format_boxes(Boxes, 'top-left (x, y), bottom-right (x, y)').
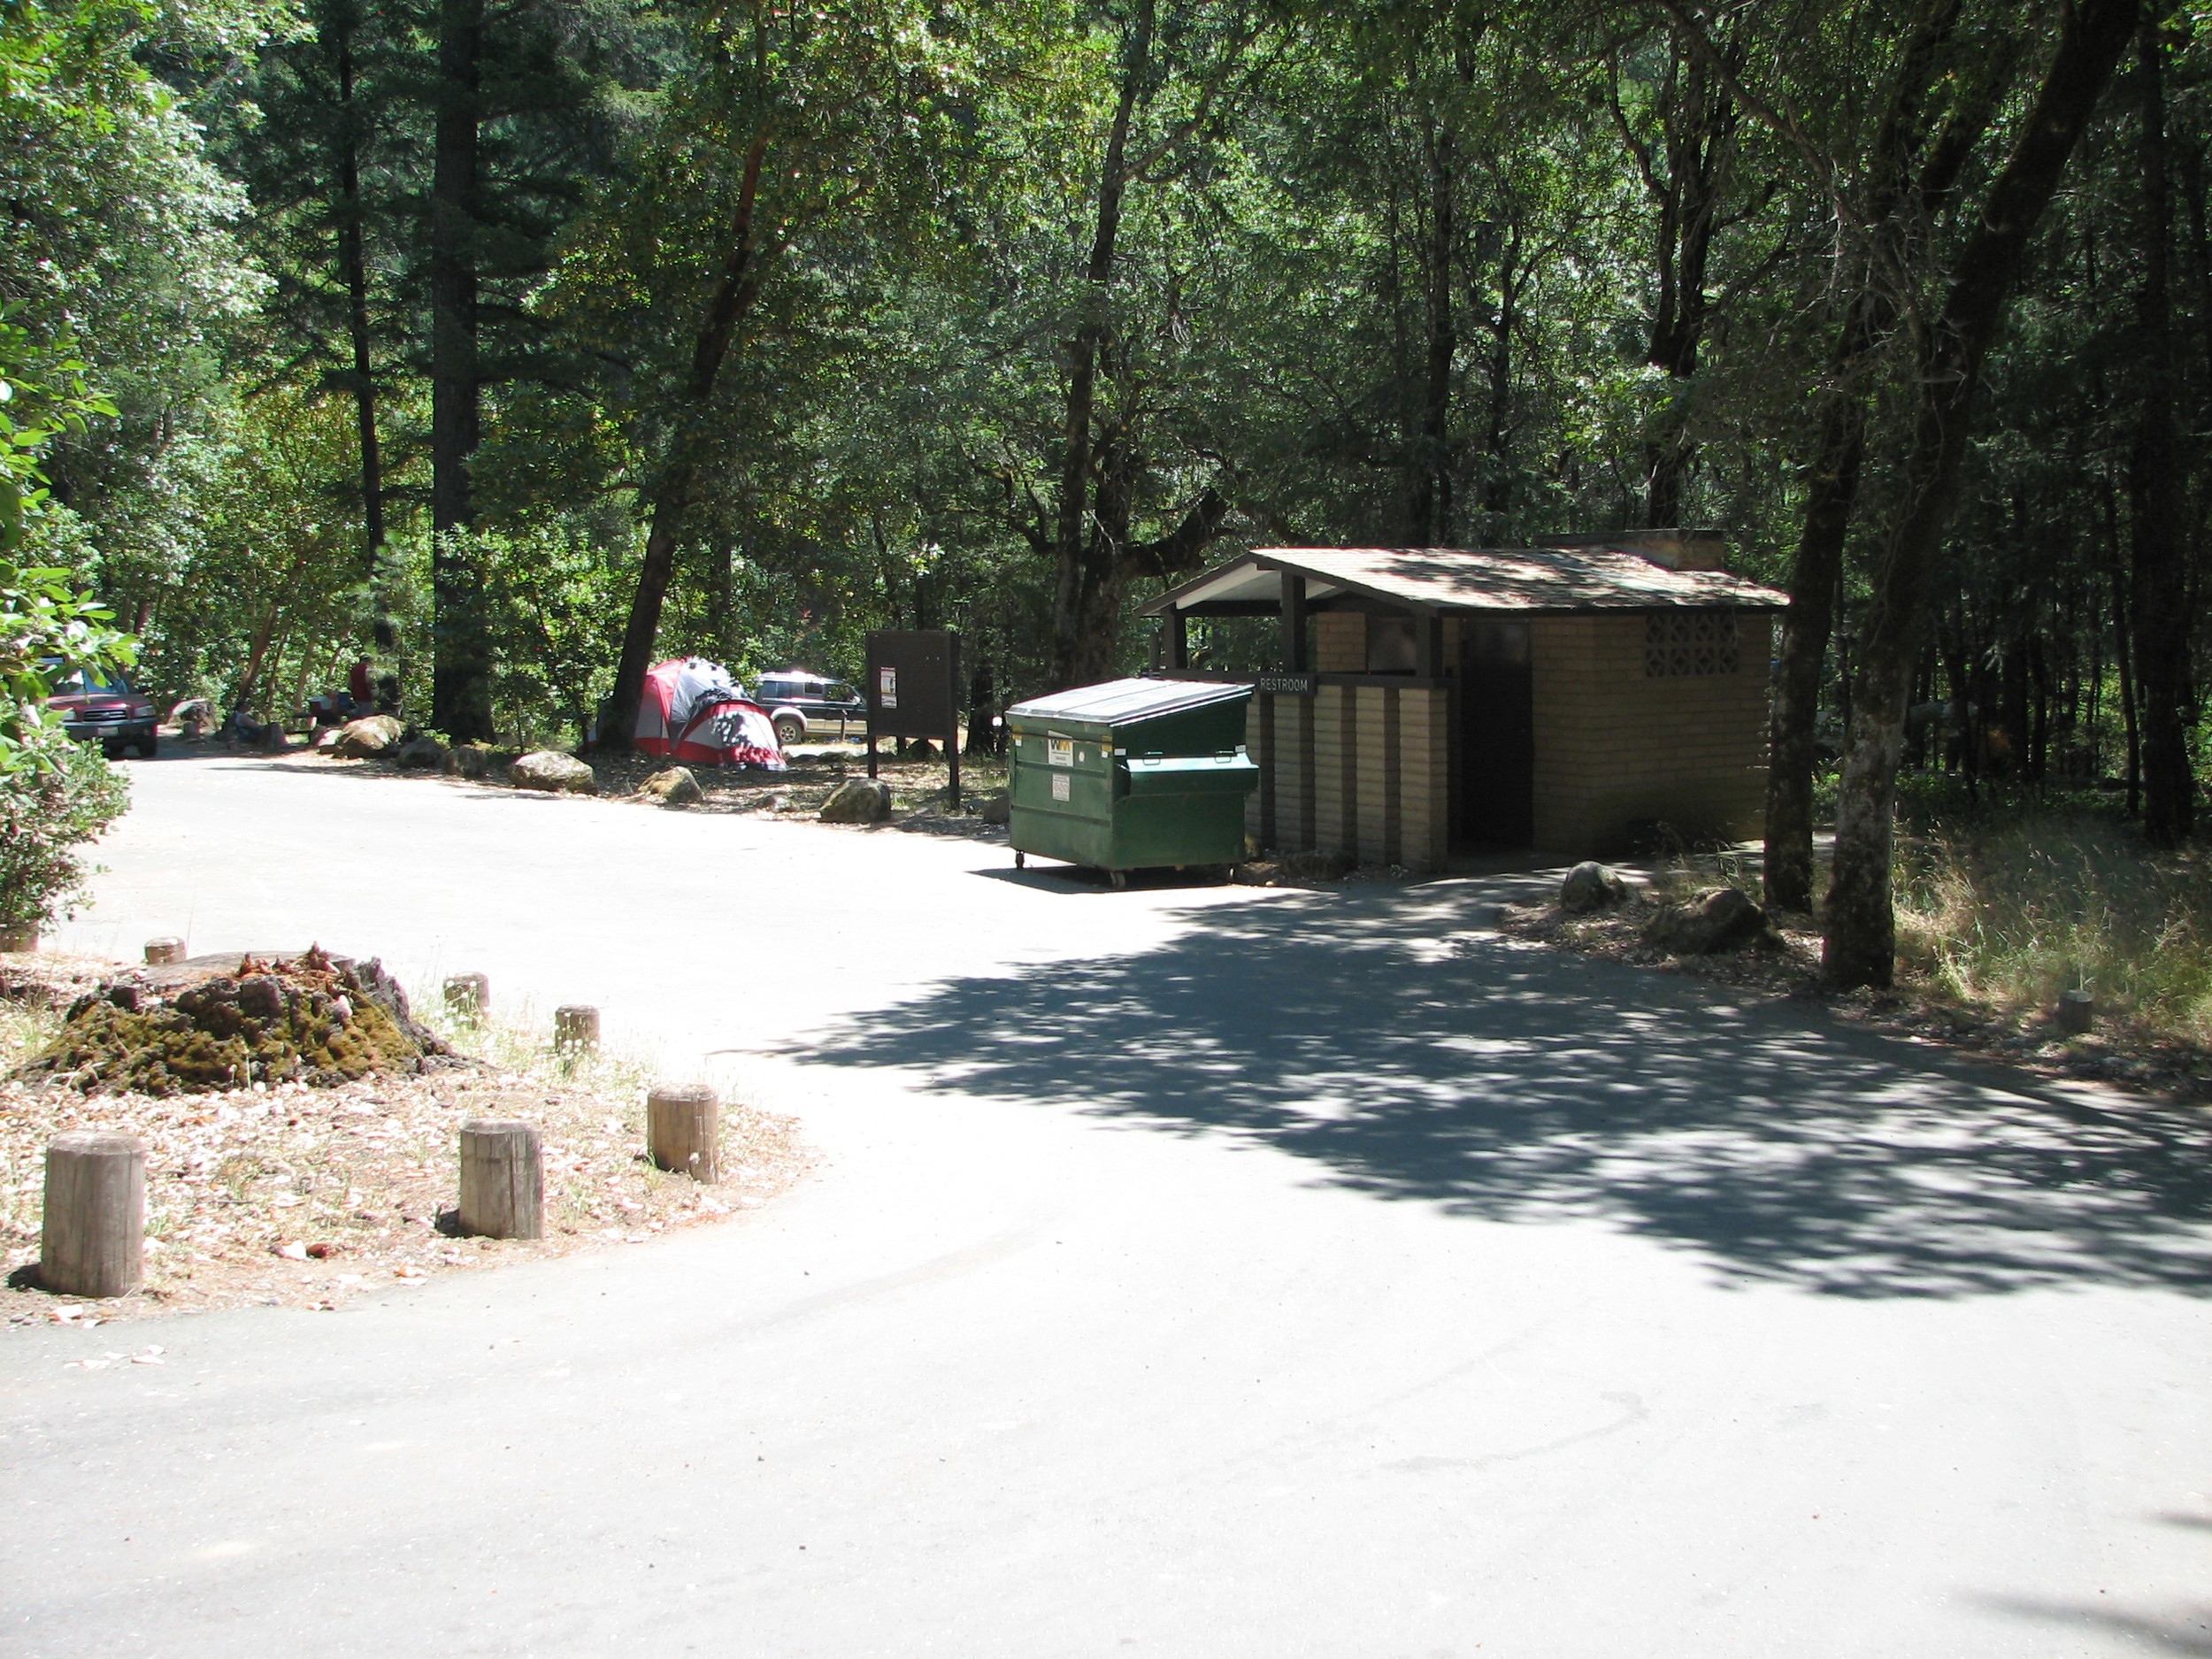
top-left (8, 751), bottom-right (2211, 1657)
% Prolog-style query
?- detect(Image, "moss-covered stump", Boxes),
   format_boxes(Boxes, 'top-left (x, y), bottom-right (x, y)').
top-left (14, 946), bottom-right (459, 1095)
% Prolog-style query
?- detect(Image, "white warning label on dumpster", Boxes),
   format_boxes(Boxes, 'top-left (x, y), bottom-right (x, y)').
top-left (1051, 772), bottom-right (1071, 802)
top-left (1047, 737), bottom-right (1073, 766)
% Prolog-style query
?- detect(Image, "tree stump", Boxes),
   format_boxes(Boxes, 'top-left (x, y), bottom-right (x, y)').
top-left (41, 1133), bottom-right (146, 1297)
top-left (458, 1120), bottom-right (542, 1240)
top-left (0, 923), bottom-right (37, 953)
top-left (143, 937), bottom-right (187, 964)
top-left (2055, 989), bottom-right (2096, 1035)
top-left (647, 1085), bottom-right (720, 1183)
top-left (553, 1004), bottom-right (599, 1055)
top-left (443, 972), bottom-right (489, 1024)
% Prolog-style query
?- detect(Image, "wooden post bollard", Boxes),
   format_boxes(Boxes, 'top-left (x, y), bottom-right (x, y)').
top-left (2055, 989), bottom-right (2096, 1035)
top-left (647, 1085), bottom-right (720, 1183)
top-left (458, 1120), bottom-right (542, 1240)
top-left (553, 1004), bottom-right (600, 1054)
top-left (144, 936), bottom-right (186, 965)
top-left (444, 972), bottom-right (488, 1024)
top-left (42, 1133), bottom-right (145, 1297)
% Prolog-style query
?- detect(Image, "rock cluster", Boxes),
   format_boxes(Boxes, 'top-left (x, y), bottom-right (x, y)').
top-left (14, 946), bottom-right (457, 1095)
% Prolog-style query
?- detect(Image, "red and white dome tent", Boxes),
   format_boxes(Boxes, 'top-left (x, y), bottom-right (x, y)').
top-left (634, 657), bottom-right (787, 770)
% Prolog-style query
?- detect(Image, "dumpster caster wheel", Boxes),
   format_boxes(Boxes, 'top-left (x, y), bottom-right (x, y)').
top-left (1014, 851), bottom-right (1026, 870)
top-left (1109, 870), bottom-right (1128, 891)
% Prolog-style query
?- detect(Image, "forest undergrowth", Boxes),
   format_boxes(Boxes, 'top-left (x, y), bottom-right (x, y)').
top-left (1505, 775), bottom-right (2212, 1102)
top-left (1887, 780), bottom-right (2212, 1046)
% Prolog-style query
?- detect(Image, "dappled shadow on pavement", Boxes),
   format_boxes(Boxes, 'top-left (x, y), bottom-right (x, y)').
top-left (806, 881), bottom-right (2212, 1299)
top-left (1981, 1601), bottom-right (2212, 1655)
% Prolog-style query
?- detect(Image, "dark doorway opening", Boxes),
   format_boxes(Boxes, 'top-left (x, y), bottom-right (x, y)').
top-left (1455, 618), bottom-right (1533, 847)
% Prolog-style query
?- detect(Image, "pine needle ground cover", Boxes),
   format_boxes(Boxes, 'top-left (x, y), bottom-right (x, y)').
top-left (0, 962), bottom-right (810, 1325)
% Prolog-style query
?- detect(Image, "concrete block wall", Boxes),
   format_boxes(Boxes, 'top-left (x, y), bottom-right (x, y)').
top-left (1530, 612), bottom-right (1771, 855)
top-left (1314, 612), bottom-right (1365, 673)
top-left (1244, 683), bottom-right (1449, 871)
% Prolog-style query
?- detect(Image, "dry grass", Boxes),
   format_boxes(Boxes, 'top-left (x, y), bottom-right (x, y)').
top-left (1893, 813), bottom-right (2212, 1042)
top-left (1496, 817), bottom-right (2212, 1104)
top-left (1, 968), bottom-right (813, 1325)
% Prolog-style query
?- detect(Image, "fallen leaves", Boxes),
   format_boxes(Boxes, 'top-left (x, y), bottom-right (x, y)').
top-left (2, 1007), bottom-right (814, 1323)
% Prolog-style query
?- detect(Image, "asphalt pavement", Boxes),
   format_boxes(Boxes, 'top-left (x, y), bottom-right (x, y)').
top-left (6, 749), bottom-right (2210, 1657)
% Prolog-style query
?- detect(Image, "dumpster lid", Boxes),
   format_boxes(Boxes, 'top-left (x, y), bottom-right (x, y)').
top-left (1004, 677), bottom-right (1250, 726)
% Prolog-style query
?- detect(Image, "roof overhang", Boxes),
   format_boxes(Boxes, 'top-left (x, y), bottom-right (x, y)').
top-left (1142, 545), bottom-right (1789, 617)
top-left (1143, 554), bottom-right (1448, 618)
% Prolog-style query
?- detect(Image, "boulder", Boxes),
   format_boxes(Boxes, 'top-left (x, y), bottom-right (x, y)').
top-left (818, 777), bottom-right (894, 824)
top-left (442, 743), bottom-right (507, 780)
top-left (332, 715), bottom-right (405, 758)
top-left (636, 766), bottom-right (703, 808)
top-left (510, 750), bottom-right (597, 795)
top-left (979, 790), bottom-right (1011, 826)
top-left (396, 734), bottom-right (449, 770)
top-left (311, 726), bottom-right (344, 752)
top-left (1560, 860), bottom-right (1631, 913)
top-left (1641, 886), bottom-right (1773, 955)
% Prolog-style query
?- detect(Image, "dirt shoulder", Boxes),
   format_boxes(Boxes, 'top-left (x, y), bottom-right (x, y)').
top-left (197, 732), bottom-right (1010, 836)
top-left (1496, 885), bottom-right (2212, 1108)
top-left (2, 954), bottom-right (813, 1327)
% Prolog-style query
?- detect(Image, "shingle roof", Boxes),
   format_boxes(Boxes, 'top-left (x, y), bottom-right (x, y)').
top-left (1142, 544), bottom-right (1788, 615)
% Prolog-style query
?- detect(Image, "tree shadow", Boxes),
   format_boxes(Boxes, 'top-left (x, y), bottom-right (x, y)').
top-left (1978, 1598), bottom-right (2212, 1655)
top-left (803, 881), bottom-right (2212, 1299)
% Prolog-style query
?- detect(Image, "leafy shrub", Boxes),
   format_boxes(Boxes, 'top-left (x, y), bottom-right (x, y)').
top-left (0, 725), bottom-right (129, 933)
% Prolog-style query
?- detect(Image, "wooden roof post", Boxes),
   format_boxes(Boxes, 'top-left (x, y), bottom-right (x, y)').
top-left (1417, 611), bottom-right (1444, 678)
top-left (1168, 608), bottom-right (1188, 671)
top-left (1282, 573), bottom-right (1308, 671)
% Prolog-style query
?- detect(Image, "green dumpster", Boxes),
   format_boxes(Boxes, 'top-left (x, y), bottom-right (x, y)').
top-left (1003, 678), bottom-right (1258, 883)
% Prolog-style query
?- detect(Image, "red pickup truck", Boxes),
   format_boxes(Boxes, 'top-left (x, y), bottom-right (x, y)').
top-left (44, 662), bottom-right (158, 758)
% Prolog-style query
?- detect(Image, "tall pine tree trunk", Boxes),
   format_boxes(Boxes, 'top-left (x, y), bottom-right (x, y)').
top-left (2129, 13), bottom-right (2193, 846)
top-left (1047, 0), bottom-right (1148, 690)
top-left (1641, 48), bottom-right (1730, 528)
top-left (1409, 127), bottom-right (1455, 544)
top-left (327, 2), bottom-right (381, 572)
top-left (1824, 0), bottom-right (2139, 988)
top-left (1764, 0), bottom-right (1970, 912)
top-left (429, 0), bottom-right (492, 740)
